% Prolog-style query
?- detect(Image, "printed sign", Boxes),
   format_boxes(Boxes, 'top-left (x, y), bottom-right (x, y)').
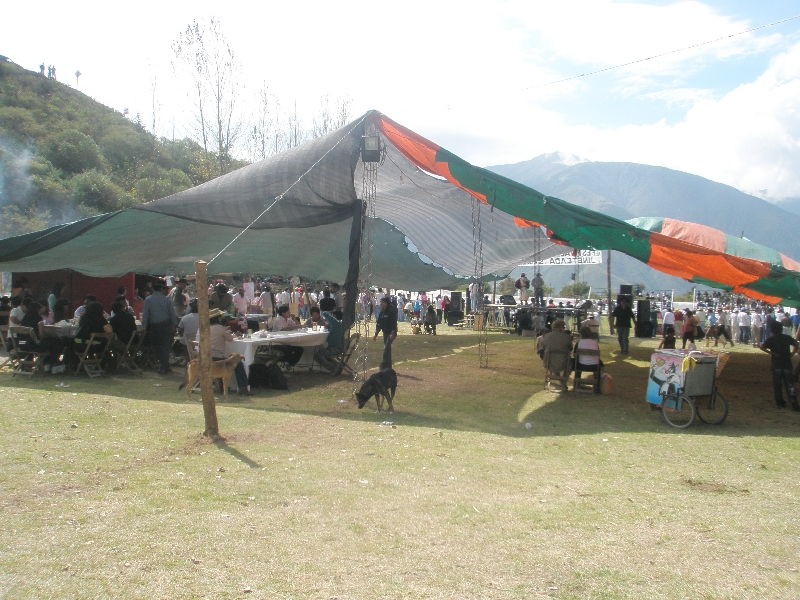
top-left (527, 250), bottom-right (603, 266)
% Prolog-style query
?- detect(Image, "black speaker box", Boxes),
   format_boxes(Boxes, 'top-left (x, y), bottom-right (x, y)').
top-left (636, 300), bottom-right (651, 322)
top-left (620, 284), bottom-right (633, 296)
top-left (450, 291), bottom-right (463, 312)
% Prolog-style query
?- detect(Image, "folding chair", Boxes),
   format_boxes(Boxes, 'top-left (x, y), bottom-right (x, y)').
top-left (131, 330), bottom-right (156, 370)
top-left (543, 347), bottom-right (571, 391)
top-left (74, 332), bottom-right (114, 378)
top-left (8, 326), bottom-right (48, 377)
top-left (0, 325), bottom-right (12, 370)
top-left (330, 332), bottom-right (360, 377)
top-left (116, 332), bottom-right (144, 375)
top-left (573, 347), bottom-right (602, 394)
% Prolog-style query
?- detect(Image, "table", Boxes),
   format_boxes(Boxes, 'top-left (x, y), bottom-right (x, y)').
top-left (226, 328), bottom-right (329, 375)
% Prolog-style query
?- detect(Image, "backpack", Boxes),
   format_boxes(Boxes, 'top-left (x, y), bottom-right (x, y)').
top-left (514, 278), bottom-right (522, 289)
top-left (248, 363), bottom-right (289, 390)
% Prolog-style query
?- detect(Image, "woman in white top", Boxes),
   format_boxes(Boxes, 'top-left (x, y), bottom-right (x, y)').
top-left (574, 326), bottom-right (602, 377)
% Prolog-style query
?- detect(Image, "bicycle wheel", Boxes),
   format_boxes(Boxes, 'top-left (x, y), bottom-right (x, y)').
top-left (695, 390), bottom-right (729, 425)
top-left (661, 394), bottom-right (696, 429)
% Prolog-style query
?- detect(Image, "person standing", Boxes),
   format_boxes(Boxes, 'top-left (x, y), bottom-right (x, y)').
top-left (661, 307), bottom-right (675, 337)
top-left (141, 282), bottom-right (178, 375)
top-left (610, 298), bottom-right (635, 354)
top-left (532, 273), bottom-right (544, 307)
top-left (761, 319), bottom-right (799, 410)
top-left (373, 296), bottom-right (397, 371)
top-left (516, 273), bottom-right (530, 305)
top-left (169, 278), bottom-right (188, 318)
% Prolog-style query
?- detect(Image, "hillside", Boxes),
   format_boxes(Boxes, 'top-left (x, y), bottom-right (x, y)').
top-left (0, 60), bottom-right (242, 239)
top-left (490, 153), bottom-right (800, 295)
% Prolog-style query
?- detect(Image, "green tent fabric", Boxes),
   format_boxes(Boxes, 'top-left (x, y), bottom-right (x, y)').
top-left (0, 112), bottom-right (561, 291)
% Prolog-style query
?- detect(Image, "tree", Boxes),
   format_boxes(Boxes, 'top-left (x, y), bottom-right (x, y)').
top-left (498, 276), bottom-right (516, 296)
top-left (45, 130), bottom-right (104, 174)
top-left (172, 18), bottom-right (244, 176)
top-left (559, 281), bottom-right (591, 298)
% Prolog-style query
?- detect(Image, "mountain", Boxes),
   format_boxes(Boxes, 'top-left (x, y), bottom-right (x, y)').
top-left (775, 196), bottom-right (800, 217)
top-left (489, 153), bottom-right (800, 295)
top-left (0, 59), bottom-right (242, 239)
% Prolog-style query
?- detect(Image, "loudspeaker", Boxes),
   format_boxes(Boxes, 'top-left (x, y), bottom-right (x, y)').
top-left (446, 311), bottom-right (464, 326)
top-left (620, 284), bottom-right (633, 296)
top-left (636, 300), bottom-right (650, 322)
top-left (450, 291), bottom-right (463, 313)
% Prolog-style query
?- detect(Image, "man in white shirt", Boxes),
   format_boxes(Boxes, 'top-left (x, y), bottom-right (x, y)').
top-left (279, 288), bottom-right (291, 308)
top-left (232, 288), bottom-right (248, 316)
top-left (738, 310), bottom-right (751, 345)
top-left (259, 287), bottom-right (275, 316)
top-left (751, 311), bottom-right (763, 347)
top-left (661, 308), bottom-right (675, 337)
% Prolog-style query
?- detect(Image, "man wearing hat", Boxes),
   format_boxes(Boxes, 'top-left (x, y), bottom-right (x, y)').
top-left (142, 282), bottom-right (179, 374)
top-left (169, 278), bottom-right (189, 318)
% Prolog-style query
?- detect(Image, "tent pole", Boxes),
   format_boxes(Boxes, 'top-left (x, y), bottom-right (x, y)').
top-left (606, 250), bottom-right (612, 334)
top-left (195, 260), bottom-right (219, 438)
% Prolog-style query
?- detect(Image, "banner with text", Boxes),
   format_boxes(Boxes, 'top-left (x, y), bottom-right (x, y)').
top-left (526, 250), bottom-right (603, 266)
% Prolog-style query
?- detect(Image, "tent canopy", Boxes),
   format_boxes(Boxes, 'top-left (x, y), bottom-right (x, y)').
top-left (0, 111), bottom-right (559, 291)
top-left (1, 110), bottom-right (799, 306)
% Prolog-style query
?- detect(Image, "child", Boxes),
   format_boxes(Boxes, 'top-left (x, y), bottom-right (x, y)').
top-left (659, 326), bottom-right (676, 349)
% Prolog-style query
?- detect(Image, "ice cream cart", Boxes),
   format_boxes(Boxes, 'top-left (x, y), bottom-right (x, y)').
top-left (647, 349), bottom-right (729, 428)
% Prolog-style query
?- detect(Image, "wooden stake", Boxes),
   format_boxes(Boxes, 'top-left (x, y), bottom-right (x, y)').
top-left (606, 250), bottom-right (613, 334)
top-left (195, 260), bottom-right (219, 437)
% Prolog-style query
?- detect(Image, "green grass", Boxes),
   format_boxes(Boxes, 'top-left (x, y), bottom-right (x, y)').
top-left (1, 327), bottom-right (799, 599)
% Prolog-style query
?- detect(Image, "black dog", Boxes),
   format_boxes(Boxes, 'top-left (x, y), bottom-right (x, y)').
top-left (355, 368), bottom-right (397, 413)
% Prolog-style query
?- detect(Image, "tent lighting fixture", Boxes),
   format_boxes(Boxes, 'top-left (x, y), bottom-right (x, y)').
top-left (361, 135), bottom-right (380, 162)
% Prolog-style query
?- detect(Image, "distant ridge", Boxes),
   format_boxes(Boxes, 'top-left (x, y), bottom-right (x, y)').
top-left (489, 154), bottom-right (800, 295)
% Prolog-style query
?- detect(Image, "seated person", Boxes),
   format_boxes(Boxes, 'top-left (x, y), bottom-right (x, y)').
top-left (74, 301), bottom-right (113, 355)
top-left (321, 309), bottom-right (344, 351)
top-left (540, 319), bottom-right (573, 374)
top-left (195, 308), bottom-right (251, 395)
top-left (424, 304), bottom-right (437, 335)
top-left (581, 313), bottom-right (601, 338)
top-left (52, 298), bottom-right (71, 323)
top-left (17, 301), bottom-right (66, 367)
top-left (271, 305), bottom-right (304, 366)
top-left (178, 299), bottom-right (200, 349)
top-left (74, 294), bottom-right (98, 321)
top-left (303, 306), bottom-right (328, 329)
top-left (9, 296), bottom-right (25, 326)
top-left (658, 326), bottom-right (677, 349)
top-left (574, 325), bottom-right (603, 381)
top-left (108, 300), bottom-right (138, 365)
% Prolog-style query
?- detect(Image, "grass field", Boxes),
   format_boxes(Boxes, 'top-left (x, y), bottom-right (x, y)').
top-left (1, 326), bottom-right (799, 599)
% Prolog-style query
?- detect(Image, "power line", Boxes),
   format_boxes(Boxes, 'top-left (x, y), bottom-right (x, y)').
top-left (516, 13), bottom-right (800, 94)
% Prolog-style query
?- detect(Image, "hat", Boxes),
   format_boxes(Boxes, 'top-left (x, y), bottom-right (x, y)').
top-left (208, 308), bottom-right (224, 320)
top-left (151, 282), bottom-right (164, 291)
top-left (177, 278), bottom-right (188, 284)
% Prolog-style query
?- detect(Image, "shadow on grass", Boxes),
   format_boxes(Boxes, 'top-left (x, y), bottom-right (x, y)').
top-left (2, 333), bottom-right (797, 440)
top-left (214, 438), bottom-right (263, 468)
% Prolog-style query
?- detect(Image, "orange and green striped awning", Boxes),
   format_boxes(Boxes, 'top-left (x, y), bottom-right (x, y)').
top-left (375, 113), bottom-right (800, 307)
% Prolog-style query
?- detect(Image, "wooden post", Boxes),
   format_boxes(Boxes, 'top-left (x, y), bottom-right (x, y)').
top-left (195, 260), bottom-right (219, 438)
top-left (606, 250), bottom-right (613, 334)
top-left (492, 280), bottom-right (497, 305)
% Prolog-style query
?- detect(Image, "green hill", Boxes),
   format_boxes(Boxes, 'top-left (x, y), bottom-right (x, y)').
top-left (0, 59), bottom-right (242, 238)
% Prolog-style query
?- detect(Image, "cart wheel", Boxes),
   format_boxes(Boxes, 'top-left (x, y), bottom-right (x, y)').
top-left (695, 390), bottom-right (729, 425)
top-left (661, 394), bottom-right (696, 429)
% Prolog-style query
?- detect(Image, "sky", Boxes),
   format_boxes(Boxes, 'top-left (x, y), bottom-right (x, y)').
top-left (4, 0), bottom-right (800, 200)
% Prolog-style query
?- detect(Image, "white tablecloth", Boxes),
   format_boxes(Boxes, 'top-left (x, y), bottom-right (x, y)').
top-left (226, 329), bottom-right (329, 375)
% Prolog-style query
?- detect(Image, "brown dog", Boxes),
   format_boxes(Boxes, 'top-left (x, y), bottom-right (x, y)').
top-left (179, 353), bottom-right (245, 401)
